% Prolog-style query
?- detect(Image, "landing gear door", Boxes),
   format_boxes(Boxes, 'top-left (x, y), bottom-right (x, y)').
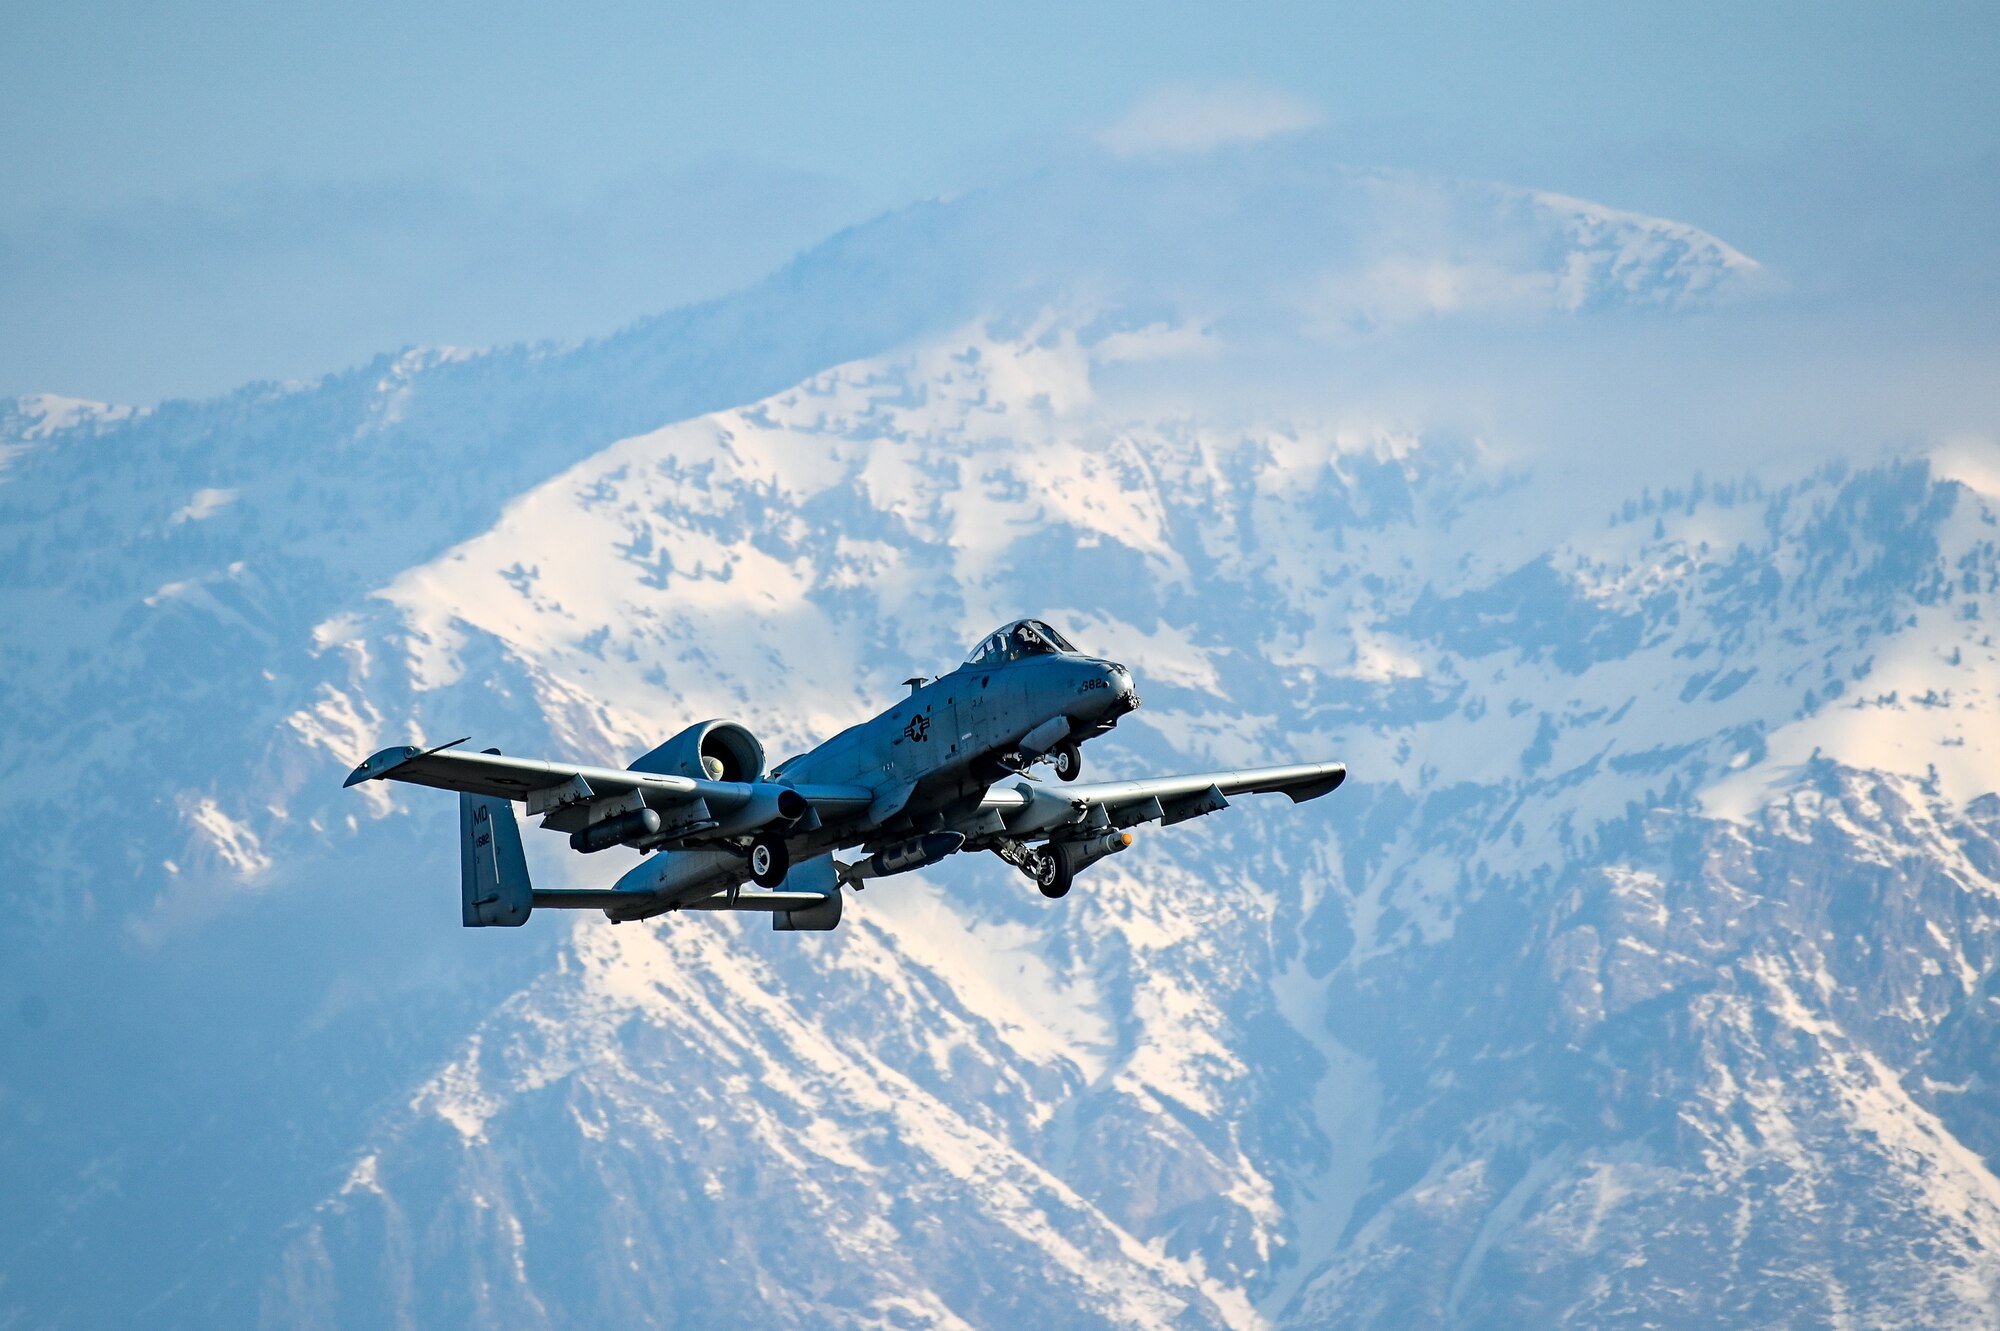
top-left (958, 670), bottom-right (992, 761)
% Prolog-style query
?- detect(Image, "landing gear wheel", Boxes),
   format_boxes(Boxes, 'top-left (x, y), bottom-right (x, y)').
top-left (1035, 843), bottom-right (1075, 899)
top-left (749, 835), bottom-right (790, 888)
top-left (1051, 740), bottom-right (1083, 782)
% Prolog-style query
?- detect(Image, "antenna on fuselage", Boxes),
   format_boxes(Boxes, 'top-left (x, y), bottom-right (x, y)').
top-left (902, 676), bottom-right (927, 695)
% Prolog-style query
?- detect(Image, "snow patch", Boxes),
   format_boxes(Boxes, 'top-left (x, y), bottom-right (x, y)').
top-left (170, 487), bottom-right (238, 524)
top-left (412, 1035), bottom-right (504, 1144)
top-left (865, 874), bottom-right (1115, 1081)
top-left (4, 392), bottom-right (140, 439)
top-left (186, 797), bottom-right (272, 878)
top-left (1934, 436), bottom-right (2000, 498)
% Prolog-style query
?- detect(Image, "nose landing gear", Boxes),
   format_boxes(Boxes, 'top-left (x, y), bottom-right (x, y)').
top-left (1050, 740), bottom-right (1083, 782)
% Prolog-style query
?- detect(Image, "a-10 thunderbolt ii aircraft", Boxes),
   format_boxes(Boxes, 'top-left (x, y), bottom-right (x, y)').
top-left (345, 619), bottom-right (1346, 931)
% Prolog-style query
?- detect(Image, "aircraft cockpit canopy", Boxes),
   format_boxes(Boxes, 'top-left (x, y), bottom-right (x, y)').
top-left (965, 619), bottom-right (1078, 667)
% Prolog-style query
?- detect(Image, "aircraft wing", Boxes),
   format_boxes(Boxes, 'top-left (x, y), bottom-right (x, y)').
top-left (980, 760), bottom-right (1346, 836)
top-left (1059, 761), bottom-right (1347, 809)
top-left (342, 742), bottom-right (872, 824)
top-left (345, 742), bottom-right (699, 807)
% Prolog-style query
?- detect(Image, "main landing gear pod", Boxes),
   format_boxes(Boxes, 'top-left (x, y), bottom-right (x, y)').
top-left (1033, 830), bottom-right (1134, 899)
top-left (749, 833), bottom-right (791, 888)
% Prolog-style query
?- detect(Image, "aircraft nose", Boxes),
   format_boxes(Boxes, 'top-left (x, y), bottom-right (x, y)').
top-left (1106, 662), bottom-right (1139, 714)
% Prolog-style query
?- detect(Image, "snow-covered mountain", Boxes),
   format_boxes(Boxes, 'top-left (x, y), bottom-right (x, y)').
top-left (4, 145), bottom-right (1994, 1329)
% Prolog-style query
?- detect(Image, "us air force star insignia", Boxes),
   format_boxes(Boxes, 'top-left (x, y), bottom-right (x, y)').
top-left (904, 714), bottom-right (930, 743)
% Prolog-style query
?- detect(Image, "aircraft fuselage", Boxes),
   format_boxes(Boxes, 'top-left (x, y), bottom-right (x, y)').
top-left (762, 651), bottom-right (1136, 855)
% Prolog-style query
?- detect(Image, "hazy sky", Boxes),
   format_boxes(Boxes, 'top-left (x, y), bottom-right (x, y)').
top-left (5, 1), bottom-right (1997, 402)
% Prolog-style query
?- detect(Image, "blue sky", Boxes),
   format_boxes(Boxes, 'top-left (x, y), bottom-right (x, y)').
top-left (4, 1), bottom-right (1997, 402)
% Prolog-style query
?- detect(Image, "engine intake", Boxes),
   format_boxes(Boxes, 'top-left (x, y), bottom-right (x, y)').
top-left (627, 719), bottom-right (765, 783)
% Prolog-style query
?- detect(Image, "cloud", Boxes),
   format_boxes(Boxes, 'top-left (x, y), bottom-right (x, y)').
top-left (1097, 84), bottom-right (1321, 157)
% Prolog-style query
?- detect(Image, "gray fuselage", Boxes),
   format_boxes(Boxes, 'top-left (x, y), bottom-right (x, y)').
top-left (773, 650), bottom-right (1135, 854)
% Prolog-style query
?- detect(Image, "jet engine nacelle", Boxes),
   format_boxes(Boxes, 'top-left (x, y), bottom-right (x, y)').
top-left (628, 719), bottom-right (766, 783)
top-left (708, 783), bottom-right (812, 837)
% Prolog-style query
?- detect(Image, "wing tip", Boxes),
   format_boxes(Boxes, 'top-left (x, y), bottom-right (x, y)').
top-left (343, 744), bottom-right (419, 788)
top-left (1286, 764), bottom-right (1347, 803)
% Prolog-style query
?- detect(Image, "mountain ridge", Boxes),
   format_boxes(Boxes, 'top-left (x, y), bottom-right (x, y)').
top-left (4, 147), bottom-right (1994, 1329)
top-left (252, 312), bottom-right (1999, 1327)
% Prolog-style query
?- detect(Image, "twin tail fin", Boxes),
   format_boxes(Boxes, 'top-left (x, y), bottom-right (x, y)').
top-left (460, 794), bottom-right (533, 927)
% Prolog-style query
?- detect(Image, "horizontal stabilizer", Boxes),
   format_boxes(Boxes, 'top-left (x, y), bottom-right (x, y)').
top-left (661, 855), bottom-right (843, 928)
top-left (682, 890), bottom-right (839, 912)
top-left (529, 889), bottom-right (654, 909)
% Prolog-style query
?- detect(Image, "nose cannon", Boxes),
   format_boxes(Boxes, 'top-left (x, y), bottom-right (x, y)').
top-left (1106, 662), bottom-right (1139, 716)
top-left (1081, 660), bottom-right (1138, 724)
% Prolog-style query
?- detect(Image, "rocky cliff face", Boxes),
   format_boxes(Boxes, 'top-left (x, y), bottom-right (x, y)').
top-left (4, 146), bottom-right (1995, 1329)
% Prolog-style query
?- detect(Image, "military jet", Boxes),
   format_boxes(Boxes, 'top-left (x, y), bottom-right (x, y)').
top-left (344, 619), bottom-right (1345, 931)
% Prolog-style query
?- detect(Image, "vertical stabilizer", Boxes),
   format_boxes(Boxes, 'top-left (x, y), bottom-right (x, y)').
top-left (772, 853), bottom-right (842, 931)
top-left (460, 794), bottom-right (533, 927)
